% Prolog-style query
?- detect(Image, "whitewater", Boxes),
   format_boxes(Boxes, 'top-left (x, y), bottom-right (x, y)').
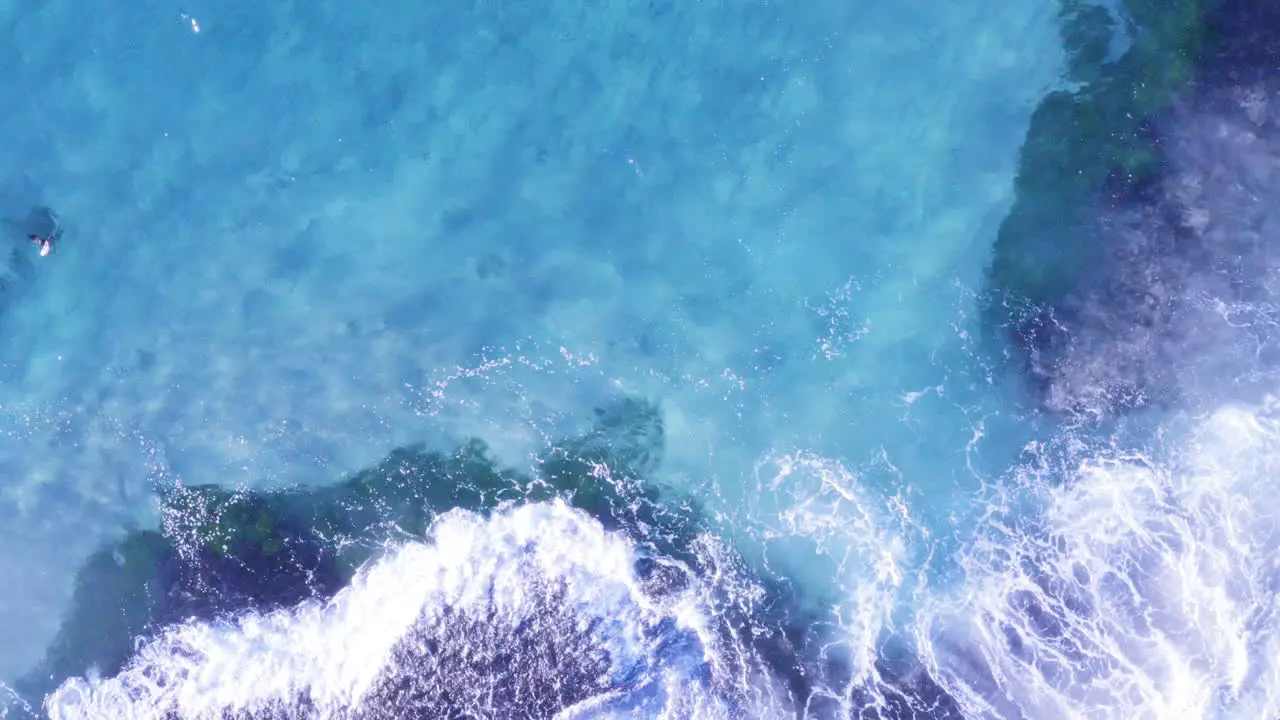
top-left (2, 0), bottom-right (1279, 719)
top-left (30, 397), bottom-right (1280, 719)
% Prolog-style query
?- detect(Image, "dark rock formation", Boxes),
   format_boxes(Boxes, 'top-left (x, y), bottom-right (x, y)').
top-left (986, 0), bottom-right (1208, 324)
top-left (15, 396), bottom-right (966, 719)
top-left (14, 398), bottom-right (709, 711)
top-left (985, 0), bottom-right (1280, 417)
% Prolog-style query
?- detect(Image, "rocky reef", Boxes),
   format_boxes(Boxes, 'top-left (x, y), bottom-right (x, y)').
top-left (17, 395), bottom-right (967, 718)
top-left (986, 0), bottom-right (1206, 311)
top-left (986, 0), bottom-right (1280, 416)
top-left (14, 398), bottom-right (712, 708)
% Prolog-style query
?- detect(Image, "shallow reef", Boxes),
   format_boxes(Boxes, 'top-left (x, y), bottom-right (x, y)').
top-left (15, 398), bottom-right (707, 705)
top-left (986, 0), bottom-right (1209, 318)
top-left (17, 397), bottom-right (903, 719)
top-left (985, 0), bottom-right (1280, 416)
top-left (17, 395), bottom-right (966, 717)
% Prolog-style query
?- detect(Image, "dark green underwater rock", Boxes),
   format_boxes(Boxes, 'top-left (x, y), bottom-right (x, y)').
top-left (984, 0), bottom-right (1280, 416)
top-left (17, 397), bottom-right (960, 718)
top-left (985, 0), bottom-right (1213, 326)
top-left (16, 397), bottom-right (700, 705)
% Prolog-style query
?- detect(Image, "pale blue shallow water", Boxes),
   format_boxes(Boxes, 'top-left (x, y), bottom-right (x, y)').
top-left (0, 0), bottom-right (1060, 681)
top-left (8, 1), bottom-right (1277, 718)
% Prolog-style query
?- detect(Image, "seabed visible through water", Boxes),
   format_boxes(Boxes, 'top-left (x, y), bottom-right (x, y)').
top-left (1, 1), bottom-right (1279, 718)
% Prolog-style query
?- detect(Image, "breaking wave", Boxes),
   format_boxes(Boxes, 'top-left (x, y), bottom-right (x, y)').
top-left (44, 500), bottom-right (794, 720)
top-left (14, 5), bottom-right (1280, 720)
top-left (921, 398), bottom-right (1280, 718)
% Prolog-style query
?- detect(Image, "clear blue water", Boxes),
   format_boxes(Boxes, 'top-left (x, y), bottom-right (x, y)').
top-left (2, 1), bottom-right (1278, 718)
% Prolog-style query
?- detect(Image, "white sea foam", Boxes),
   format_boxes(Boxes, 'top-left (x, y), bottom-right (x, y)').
top-left (754, 453), bottom-right (909, 689)
top-left (917, 397), bottom-right (1280, 719)
top-left (45, 500), bottom-right (786, 720)
top-left (37, 400), bottom-right (1280, 720)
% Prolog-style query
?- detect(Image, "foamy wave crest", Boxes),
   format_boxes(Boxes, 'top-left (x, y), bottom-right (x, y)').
top-left (45, 500), bottom-right (785, 720)
top-left (0, 684), bottom-right (34, 719)
top-left (756, 453), bottom-right (908, 687)
top-left (755, 452), bottom-right (981, 719)
top-left (918, 397), bottom-right (1280, 719)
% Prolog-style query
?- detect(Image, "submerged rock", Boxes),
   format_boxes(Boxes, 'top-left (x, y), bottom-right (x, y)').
top-left (985, 0), bottom-right (1208, 323)
top-left (985, 0), bottom-right (1280, 416)
top-left (1024, 77), bottom-right (1280, 415)
top-left (15, 397), bottom-right (708, 710)
top-left (21, 396), bottom-right (955, 718)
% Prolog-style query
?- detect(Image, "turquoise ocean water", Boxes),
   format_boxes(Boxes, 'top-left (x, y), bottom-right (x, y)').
top-left (1, 1), bottom-right (1278, 718)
